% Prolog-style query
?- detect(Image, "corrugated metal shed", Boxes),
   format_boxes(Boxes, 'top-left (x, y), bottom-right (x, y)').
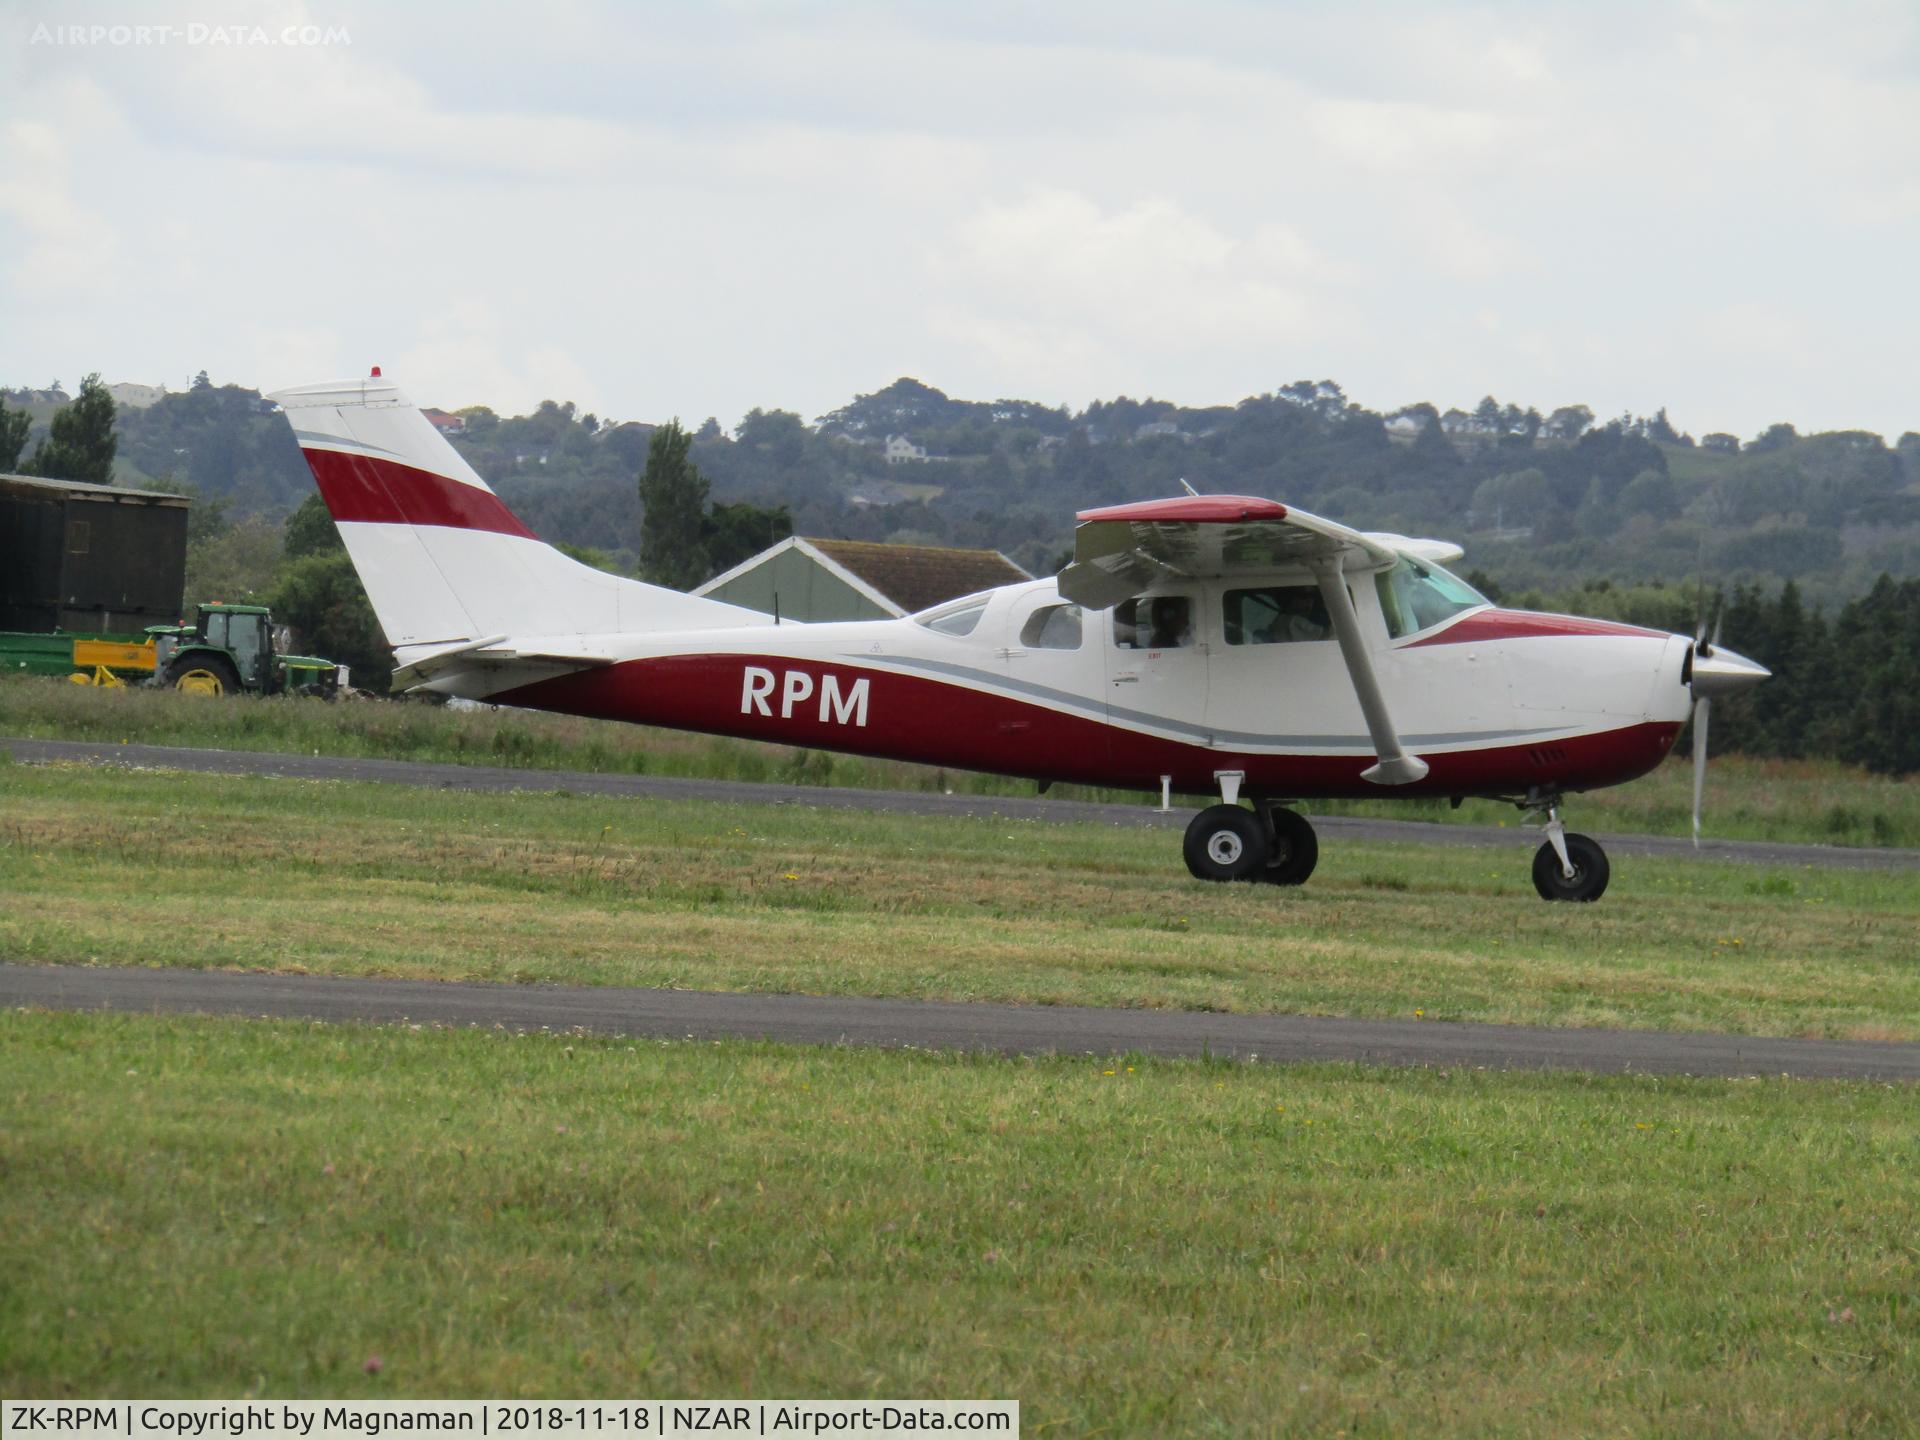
top-left (0, 473), bottom-right (190, 634)
top-left (694, 537), bottom-right (1030, 621)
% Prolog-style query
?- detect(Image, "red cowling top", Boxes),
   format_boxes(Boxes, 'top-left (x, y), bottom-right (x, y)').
top-left (1075, 495), bottom-right (1289, 524)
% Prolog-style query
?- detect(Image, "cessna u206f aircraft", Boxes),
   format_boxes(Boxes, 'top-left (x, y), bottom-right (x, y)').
top-left (270, 372), bottom-right (1769, 902)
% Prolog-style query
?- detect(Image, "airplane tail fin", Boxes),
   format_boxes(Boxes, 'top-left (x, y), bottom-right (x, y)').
top-left (268, 374), bottom-right (762, 666)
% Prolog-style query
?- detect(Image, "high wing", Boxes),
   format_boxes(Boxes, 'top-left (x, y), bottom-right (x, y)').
top-left (1056, 495), bottom-right (1406, 608)
top-left (1056, 495), bottom-right (1436, 787)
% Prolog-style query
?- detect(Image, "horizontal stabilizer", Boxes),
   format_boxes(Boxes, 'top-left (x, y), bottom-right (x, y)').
top-left (389, 636), bottom-right (616, 692)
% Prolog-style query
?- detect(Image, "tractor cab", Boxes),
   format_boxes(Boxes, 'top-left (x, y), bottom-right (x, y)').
top-left (151, 603), bottom-right (342, 698)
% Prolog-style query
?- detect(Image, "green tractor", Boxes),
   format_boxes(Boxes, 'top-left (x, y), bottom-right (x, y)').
top-left (151, 603), bottom-right (345, 698)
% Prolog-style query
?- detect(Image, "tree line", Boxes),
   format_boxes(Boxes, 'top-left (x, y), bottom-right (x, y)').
top-left (1478, 572), bottom-right (1920, 777)
top-left (9, 369), bottom-right (1920, 771)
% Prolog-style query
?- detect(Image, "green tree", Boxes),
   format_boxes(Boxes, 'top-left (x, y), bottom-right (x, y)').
top-left (704, 500), bottom-right (791, 576)
top-left (1619, 467), bottom-right (1679, 520)
top-left (0, 392), bottom-right (30, 470)
top-left (270, 551), bottom-right (390, 693)
top-left (283, 491), bottom-right (343, 559)
top-left (555, 540), bottom-right (626, 575)
top-left (1471, 468), bottom-right (1551, 529)
top-left (183, 515), bottom-right (284, 607)
top-left (24, 372), bottom-right (117, 484)
top-left (638, 419), bottom-right (710, 589)
top-left (1545, 405), bottom-right (1593, 440)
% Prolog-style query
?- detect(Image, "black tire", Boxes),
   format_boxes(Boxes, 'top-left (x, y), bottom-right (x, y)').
top-left (1531, 833), bottom-right (1610, 902)
top-left (1258, 807), bottom-right (1319, 886)
top-left (165, 653), bottom-right (241, 697)
top-left (1183, 804), bottom-right (1267, 882)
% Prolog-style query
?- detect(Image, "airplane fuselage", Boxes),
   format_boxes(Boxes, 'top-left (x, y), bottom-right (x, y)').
top-left (467, 574), bottom-right (1693, 801)
top-left (270, 373), bottom-right (1764, 899)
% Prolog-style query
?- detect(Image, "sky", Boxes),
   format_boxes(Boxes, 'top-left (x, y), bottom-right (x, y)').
top-left (3, 0), bottom-right (1918, 440)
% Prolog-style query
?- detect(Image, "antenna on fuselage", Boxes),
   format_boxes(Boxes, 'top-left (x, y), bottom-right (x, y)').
top-left (1178, 478), bottom-right (1199, 497)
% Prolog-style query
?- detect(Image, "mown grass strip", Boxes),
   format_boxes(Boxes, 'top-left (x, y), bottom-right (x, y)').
top-left (3, 763), bottom-right (1915, 1039)
top-left (3, 1010), bottom-right (1916, 1436)
top-left (8, 674), bottom-right (1920, 848)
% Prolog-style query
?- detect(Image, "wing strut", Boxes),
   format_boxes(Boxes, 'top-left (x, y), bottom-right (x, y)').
top-left (1311, 558), bottom-right (1429, 786)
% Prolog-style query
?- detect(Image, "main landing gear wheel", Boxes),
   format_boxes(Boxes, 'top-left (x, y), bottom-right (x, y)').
top-left (1532, 832), bottom-right (1610, 902)
top-left (1257, 806), bottom-right (1318, 886)
top-left (1183, 804), bottom-right (1267, 882)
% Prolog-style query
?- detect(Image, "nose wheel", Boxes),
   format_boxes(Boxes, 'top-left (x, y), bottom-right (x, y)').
top-left (1182, 803), bottom-right (1319, 886)
top-left (1526, 795), bottom-right (1610, 901)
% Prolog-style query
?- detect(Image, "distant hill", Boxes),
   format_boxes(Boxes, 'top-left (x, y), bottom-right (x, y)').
top-left (23, 371), bottom-right (1911, 605)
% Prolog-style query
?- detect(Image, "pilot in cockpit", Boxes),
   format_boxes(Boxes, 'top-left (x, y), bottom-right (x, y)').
top-left (1147, 596), bottom-right (1193, 649)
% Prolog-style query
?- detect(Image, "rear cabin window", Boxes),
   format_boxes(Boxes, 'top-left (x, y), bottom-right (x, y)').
top-left (1114, 596), bottom-right (1193, 650)
top-left (917, 599), bottom-right (989, 637)
top-left (1223, 585), bottom-right (1331, 645)
top-left (1375, 559), bottom-right (1488, 639)
top-left (1020, 603), bottom-right (1083, 650)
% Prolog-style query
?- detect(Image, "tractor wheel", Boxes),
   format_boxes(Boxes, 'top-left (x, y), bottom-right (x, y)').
top-left (166, 655), bottom-right (241, 697)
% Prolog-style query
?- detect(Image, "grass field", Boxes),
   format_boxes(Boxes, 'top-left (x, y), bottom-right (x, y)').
top-left (8, 673), bottom-right (1920, 848)
top-left (4, 762), bottom-right (1917, 1039)
top-left (4, 1009), bottom-right (1916, 1435)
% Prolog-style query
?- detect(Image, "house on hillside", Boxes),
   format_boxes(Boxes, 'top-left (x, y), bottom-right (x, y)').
top-left (1134, 421), bottom-right (1189, 442)
top-left (884, 435), bottom-right (930, 464)
top-left (106, 382), bottom-right (167, 409)
top-left (423, 408), bottom-right (466, 436)
top-left (694, 537), bottom-right (1030, 622)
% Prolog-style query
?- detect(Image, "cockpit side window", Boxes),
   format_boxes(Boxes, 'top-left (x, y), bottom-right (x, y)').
top-left (1223, 585), bottom-right (1331, 645)
top-left (1020, 603), bottom-right (1083, 650)
top-left (1114, 596), bottom-right (1193, 649)
top-left (1375, 558), bottom-right (1488, 639)
top-left (917, 598), bottom-right (989, 637)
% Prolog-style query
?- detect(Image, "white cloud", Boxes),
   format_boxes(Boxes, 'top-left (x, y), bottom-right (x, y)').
top-left (927, 190), bottom-right (1355, 398)
top-left (1, 0), bottom-right (1916, 440)
top-left (0, 115), bottom-right (119, 297)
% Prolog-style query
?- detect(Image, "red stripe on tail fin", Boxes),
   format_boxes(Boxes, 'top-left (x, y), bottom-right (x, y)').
top-left (303, 447), bottom-right (536, 539)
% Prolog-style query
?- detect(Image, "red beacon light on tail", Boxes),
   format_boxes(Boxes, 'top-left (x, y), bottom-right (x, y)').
top-left (370, 365), bottom-right (382, 378)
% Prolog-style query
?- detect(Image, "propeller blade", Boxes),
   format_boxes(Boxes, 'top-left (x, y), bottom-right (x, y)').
top-left (1691, 696), bottom-right (1711, 848)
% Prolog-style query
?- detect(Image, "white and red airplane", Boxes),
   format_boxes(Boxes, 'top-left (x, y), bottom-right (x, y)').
top-left (270, 371), bottom-right (1769, 901)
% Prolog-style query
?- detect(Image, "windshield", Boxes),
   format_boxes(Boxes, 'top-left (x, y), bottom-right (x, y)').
top-left (1376, 558), bottom-right (1488, 639)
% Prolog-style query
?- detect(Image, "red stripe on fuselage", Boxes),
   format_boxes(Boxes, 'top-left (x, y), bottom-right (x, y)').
top-left (302, 447), bottom-right (537, 539)
top-left (1405, 609), bottom-right (1670, 648)
top-left (491, 653), bottom-right (1682, 798)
